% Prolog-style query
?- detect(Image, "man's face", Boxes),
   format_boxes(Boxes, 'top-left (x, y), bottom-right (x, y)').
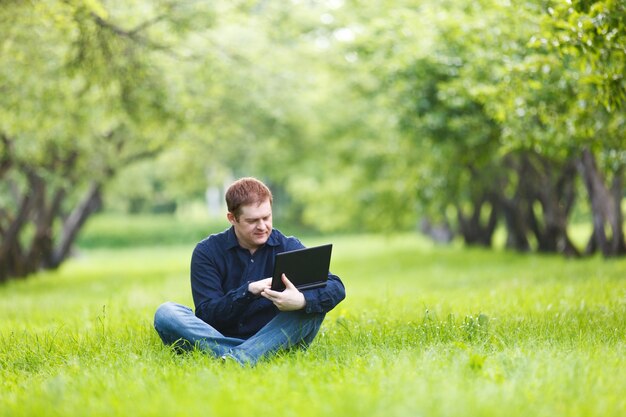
top-left (228, 199), bottom-right (273, 252)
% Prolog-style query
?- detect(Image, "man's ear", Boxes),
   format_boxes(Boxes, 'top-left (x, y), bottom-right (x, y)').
top-left (227, 212), bottom-right (236, 225)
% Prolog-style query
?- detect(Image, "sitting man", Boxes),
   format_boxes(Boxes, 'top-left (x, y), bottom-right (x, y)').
top-left (154, 177), bottom-right (346, 365)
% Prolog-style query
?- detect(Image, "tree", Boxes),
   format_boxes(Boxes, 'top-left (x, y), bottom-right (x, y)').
top-left (501, 0), bottom-right (626, 256)
top-left (303, 0), bottom-right (529, 245)
top-left (544, 0), bottom-right (626, 255)
top-left (286, 0), bottom-right (623, 258)
top-left (0, 0), bottom-right (205, 281)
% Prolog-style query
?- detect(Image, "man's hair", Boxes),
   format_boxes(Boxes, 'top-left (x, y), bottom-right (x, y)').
top-left (225, 177), bottom-right (273, 220)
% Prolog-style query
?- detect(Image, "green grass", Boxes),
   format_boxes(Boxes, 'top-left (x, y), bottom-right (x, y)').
top-left (75, 213), bottom-right (229, 248)
top-left (1, 232), bottom-right (625, 417)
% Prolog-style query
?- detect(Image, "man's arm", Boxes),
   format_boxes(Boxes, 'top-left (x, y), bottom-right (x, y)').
top-left (301, 272), bottom-right (346, 314)
top-left (261, 272), bottom-right (345, 313)
top-left (190, 243), bottom-right (259, 328)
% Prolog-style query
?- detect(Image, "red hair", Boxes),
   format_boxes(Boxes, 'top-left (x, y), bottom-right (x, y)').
top-left (225, 177), bottom-right (273, 219)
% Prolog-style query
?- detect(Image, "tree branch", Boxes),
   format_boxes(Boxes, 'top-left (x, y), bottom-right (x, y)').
top-left (90, 12), bottom-right (180, 58)
top-left (128, 15), bottom-right (168, 36)
top-left (0, 132), bottom-right (13, 180)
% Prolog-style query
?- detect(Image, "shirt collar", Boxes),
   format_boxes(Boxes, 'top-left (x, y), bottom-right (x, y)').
top-left (225, 226), bottom-right (239, 250)
top-left (225, 226), bottom-right (280, 250)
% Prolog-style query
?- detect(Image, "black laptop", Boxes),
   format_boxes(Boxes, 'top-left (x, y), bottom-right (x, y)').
top-left (270, 244), bottom-right (333, 291)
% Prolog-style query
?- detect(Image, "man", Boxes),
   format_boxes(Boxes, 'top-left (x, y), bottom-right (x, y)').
top-left (154, 177), bottom-right (346, 366)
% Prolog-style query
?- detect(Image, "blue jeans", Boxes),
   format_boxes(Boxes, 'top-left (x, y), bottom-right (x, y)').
top-left (153, 302), bottom-right (324, 366)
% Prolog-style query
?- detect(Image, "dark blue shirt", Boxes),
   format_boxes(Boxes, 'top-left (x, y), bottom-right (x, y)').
top-left (190, 227), bottom-right (346, 339)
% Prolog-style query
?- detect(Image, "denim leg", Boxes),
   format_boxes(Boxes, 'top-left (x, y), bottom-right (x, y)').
top-left (153, 301), bottom-right (244, 358)
top-left (228, 310), bottom-right (325, 366)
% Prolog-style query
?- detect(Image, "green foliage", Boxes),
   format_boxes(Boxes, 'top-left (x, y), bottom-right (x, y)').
top-left (0, 0), bottom-right (189, 160)
top-left (545, 0), bottom-right (626, 111)
top-left (277, 0), bottom-right (625, 251)
top-left (1, 234), bottom-right (625, 416)
top-left (2, 0), bottom-right (625, 273)
top-left (0, 0), bottom-right (220, 280)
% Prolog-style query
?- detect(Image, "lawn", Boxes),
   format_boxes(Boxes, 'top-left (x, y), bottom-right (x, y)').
top-left (1, 224), bottom-right (625, 417)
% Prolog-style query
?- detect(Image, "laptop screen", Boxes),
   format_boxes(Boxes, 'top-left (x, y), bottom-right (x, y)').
top-left (270, 244), bottom-right (333, 291)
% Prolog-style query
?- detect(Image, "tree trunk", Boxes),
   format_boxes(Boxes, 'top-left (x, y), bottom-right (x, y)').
top-left (500, 198), bottom-right (531, 251)
top-left (0, 185), bottom-right (35, 282)
top-left (0, 134), bottom-right (11, 179)
top-left (0, 133), bottom-right (105, 282)
top-left (30, 187), bottom-right (66, 270)
top-left (609, 167), bottom-right (626, 254)
top-left (498, 153), bottom-right (532, 252)
top-left (578, 148), bottom-right (626, 257)
top-left (50, 182), bottom-right (103, 268)
top-left (528, 155), bottom-right (580, 257)
top-left (456, 194), bottom-right (498, 247)
top-left (1, 126), bottom-right (162, 283)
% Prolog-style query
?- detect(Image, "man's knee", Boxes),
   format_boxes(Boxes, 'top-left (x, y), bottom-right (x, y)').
top-left (154, 301), bottom-right (187, 332)
top-left (282, 311), bottom-right (325, 337)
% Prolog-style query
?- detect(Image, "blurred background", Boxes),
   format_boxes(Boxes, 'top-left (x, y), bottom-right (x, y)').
top-left (1, 0), bottom-right (625, 282)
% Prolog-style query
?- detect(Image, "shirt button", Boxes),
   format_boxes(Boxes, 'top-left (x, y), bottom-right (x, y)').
top-left (250, 259), bottom-right (254, 263)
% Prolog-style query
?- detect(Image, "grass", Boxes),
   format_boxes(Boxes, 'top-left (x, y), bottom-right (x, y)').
top-left (1, 223), bottom-right (625, 417)
top-left (74, 213), bottom-right (228, 248)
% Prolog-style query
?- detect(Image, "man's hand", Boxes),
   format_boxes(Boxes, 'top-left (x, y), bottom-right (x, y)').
top-left (248, 277), bottom-right (272, 296)
top-left (261, 274), bottom-right (306, 311)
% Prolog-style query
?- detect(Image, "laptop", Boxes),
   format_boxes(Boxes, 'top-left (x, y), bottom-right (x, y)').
top-left (270, 244), bottom-right (333, 291)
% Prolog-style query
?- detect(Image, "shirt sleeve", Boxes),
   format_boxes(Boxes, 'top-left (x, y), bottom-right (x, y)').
top-left (302, 272), bottom-right (346, 314)
top-left (190, 242), bottom-right (256, 328)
